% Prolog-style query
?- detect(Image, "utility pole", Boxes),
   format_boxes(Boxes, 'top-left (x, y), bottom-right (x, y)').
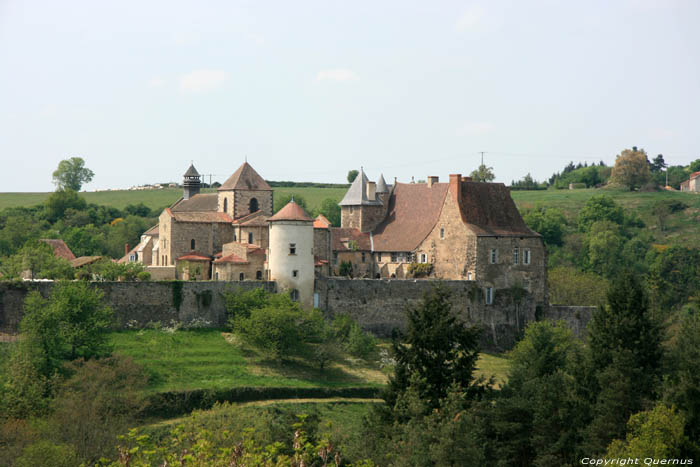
top-left (479, 151), bottom-right (486, 166)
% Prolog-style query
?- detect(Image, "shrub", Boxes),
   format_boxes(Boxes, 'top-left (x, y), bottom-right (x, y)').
top-left (339, 260), bottom-right (353, 277)
top-left (15, 440), bottom-right (78, 467)
top-left (345, 322), bottom-right (376, 359)
top-left (408, 262), bottom-right (433, 278)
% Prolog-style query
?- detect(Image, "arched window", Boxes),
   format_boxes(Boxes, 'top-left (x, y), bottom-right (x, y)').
top-left (190, 239), bottom-right (195, 250)
top-left (239, 272), bottom-right (244, 281)
top-left (223, 198), bottom-right (228, 213)
top-left (290, 289), bottom-right (299, 301)
top-left (249, 197), bottom-right (259, 213)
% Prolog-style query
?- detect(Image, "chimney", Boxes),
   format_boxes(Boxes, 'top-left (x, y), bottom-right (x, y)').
top-left (366, 181), bottom-right (376, 201)
top-left (462, 176), bottom-right (472, 182)
top-left (449, 174), bottom-right (462, 201)
top-left (125, 243), bottom-right (130, 256)
top-left (427, 176), bottom-right (439, 187)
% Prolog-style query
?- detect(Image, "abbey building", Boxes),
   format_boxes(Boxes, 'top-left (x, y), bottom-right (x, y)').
top-left (123, 162), bottom-right (547, 309)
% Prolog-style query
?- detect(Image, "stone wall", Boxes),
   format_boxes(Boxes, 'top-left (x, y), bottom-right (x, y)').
top-left (544, 305), bottom-right (595, 338)
top-left (0, 281), bottom-right (276, 334)
top-left (315, 277), bottom-right (542, 351)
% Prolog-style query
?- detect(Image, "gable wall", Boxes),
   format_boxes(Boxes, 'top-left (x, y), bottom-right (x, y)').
top-left (234, 190), bottom-right (273, 219)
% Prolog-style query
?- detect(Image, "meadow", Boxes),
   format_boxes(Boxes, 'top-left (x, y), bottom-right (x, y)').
top-left (0, 186), bottom-right (349, 212)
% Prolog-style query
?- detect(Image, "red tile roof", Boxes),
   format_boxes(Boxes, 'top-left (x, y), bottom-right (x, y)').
top-left (233, 210), bottom-right (269, 226)
top-left (269, 200), bottom-right (313, 222)
top-left (690, 171), bottom-right (700, 180)
top-left (371, 183), bottom-right (449, 252)
top-left (213, 254), bottom-right (249, 264)
top-left (313, 214), bottom-right (332, 229)
top-left (144, 224), bottom-right (159, 235)
top-left (176, 253), bottom-right (212, 261)
top-left (218, 162), bottom-right (272, 191)
top-left (71, 256), bottom-right (102, 268)
top-left (39, 239), bottom-right (76, 261)
top-left (458, 182), bottom-right (538, 237)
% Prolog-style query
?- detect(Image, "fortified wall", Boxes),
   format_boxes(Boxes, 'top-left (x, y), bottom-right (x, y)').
top-left (0, 279), bottom-right (593, 351)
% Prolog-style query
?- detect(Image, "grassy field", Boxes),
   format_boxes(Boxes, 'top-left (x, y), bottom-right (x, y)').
top-left (475, 352), bottom-right (511, 388)
top-left (110, 329), bottom-right (385, 393)
top-left (0, 186), bottom-right (348, 212)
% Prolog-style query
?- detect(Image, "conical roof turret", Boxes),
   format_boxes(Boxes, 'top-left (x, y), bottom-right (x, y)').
top-left (339, 168), bottom-right (382, 206)
top-left (269, 199), bottom-right (313, 222)
top-left (376, 174), bottom-right (389, 193)
top-left (184, 164), bottom-right (200, 177)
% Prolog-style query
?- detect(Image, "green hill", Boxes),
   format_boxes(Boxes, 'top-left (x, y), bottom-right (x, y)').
top-left (0, 186), bottom-right (348, 212)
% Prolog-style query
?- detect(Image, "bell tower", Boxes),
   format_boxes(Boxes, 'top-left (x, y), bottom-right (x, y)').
top-left (183, 164), bottom-right (201, 200)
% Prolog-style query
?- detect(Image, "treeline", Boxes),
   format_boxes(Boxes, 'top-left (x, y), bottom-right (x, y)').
top-left (512, 151), bottom-right (700, 190)
top-left (266, 180), bottom-right (350, 189)
top-left (0, 190), bottom-right (160, 277)
top-left (523, 194), bottom-right (700, 310)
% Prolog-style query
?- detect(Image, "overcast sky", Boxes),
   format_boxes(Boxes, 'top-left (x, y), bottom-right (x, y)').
top-left (1, 0), bottom-right (699, 192)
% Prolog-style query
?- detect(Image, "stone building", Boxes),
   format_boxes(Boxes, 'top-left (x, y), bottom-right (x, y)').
top-left (680, 171), bottom-right (700, 192)
top-left (332, 169), bottom-right (547, 306)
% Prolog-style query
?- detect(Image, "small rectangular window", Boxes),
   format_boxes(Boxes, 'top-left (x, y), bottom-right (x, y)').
top-left (391, 252), bottom-right (398, 262)
top-left (420, 253), bottom-right (427, 263)
top-left (289, 243), bottom-right (296, 255)
top-left (523, 249), bottom-right (531, 265)
top-left (377, 253), bottom-right (382, 262)
top-left (440, 227), bottom-right (445, 239)
top-left (361, 252), bottom-right (366, 263)
top-left (215, 271), bottom-right (219, 280)
top-left (248, 232), bottom-right (254, 244)
top-left (292, 270), bottom-right (298, 278)
top-left (485, 287), bottom-right (494, 305)
top-left (513, 247), bottom-right (519, 265)
top-left (332, 252), bottom-right (338, 264)
top-left (490, 249), bottom-right (498, 264)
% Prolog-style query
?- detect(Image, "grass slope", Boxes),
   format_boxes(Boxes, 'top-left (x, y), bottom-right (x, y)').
top-left (110, 329), bottom-right (385, 393)
top-left (0, 186), bottom-right (347, 212)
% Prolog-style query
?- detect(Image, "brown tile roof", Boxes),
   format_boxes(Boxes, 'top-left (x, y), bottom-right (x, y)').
top-left (247, 245), bottom-right (266, 255)
top-left (331, 228), bottom-right (371, 252)
top-left (71, 256), bottom-right (102, 268)
top-left (213, 253), bottom-right (248, 264)
top-left (690, 171), bottom-right (700, 180)
top-left (40, 239), bottom-right (76, 261)
top-left (218, 162), bottom-right (272, 191)
top-left (458, 182), bottom-right (538, 236)
top-left (171, 193), bottom-right (218, 212)
top-left (167, 208), bottom-right (233, 223)
top-left (233, 210), bottom-right (269, 226)
top-left (176, 253), bottom-right (211, 261)
top-left (313, 214), bottom-right (331, 229)
top-left (371, 183), bottom-right (449, 252)
top-left (144, 224), bottom-right (159, 236)
top-left (269, 200), bottom-right (313, 222)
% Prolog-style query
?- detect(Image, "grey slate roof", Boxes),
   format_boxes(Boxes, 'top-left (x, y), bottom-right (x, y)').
top-left (171, 193), bottom-right (218, 212)
top-left (338, 168), bottom-right (382, 206)
top-left (376, 174), bottom-right (389, 193)
top-left (184, 164), bottom-right (200, 177)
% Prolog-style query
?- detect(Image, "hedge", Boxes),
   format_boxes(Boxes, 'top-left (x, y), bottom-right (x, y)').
top-left (142, 386), bottom-right (383, 418)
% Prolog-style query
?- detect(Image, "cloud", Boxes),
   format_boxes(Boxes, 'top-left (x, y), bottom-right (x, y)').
top-left (456, 5), bottom-right (485, 31)
top-left (458, 121), bottom-right (494, 135)
top-left (179, 70), bottom-right (228, 93)
top-left (315, 69), bottom-right (359, 83)
top-left (149, 76), bottom-right (165, 88)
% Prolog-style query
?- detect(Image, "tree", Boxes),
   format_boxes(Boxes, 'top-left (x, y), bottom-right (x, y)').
top-left (22, 281), bottom-right (114, 370)
top-left (585, 273), bottom-right (662, 451)
top-left (347, 170), bottom-right (359, 183)
top-left (318, 198), bottom-right (341, 226)
top-left (522, 207), bottom-right (565, 246)
top-left (1, 241), bottom-right (74, 280)
top-left (689, 159), bottom-right (700, 173)
top-left (548, 266), bottom-right (608, 306)
top-left (577, 195), bottom-right (624, 232)
top-left (610, 148), bottom-right (651, 190)
top-left (469, 164), bottom-right (495, 183)
top-left (52, 157), bottom-right (94, 191)
top-left (385, 285), bottom-right (483, 414)
top-left (650, 154), bottom-right (667, 173)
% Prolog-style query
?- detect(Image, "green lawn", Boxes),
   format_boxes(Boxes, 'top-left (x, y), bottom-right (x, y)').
top-left (0, 186), bottom-right (347, 212)
top-left (110, 329), bottom-right (384, 393)
top-left (475, 352), bottom-right (511, 388)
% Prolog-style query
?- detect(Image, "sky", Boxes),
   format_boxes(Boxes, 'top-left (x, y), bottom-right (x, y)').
top-left (1, 0), bottom-right (699, 192)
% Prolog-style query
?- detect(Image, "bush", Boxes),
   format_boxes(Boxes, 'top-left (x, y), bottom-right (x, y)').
top-left (339, 260), bottom-right (353, 277)
top-left (408, 262), bottom-right (433, 278)
top-left (15, 440), bottom-right (79, 467)
top-left (345, 322), bottom-right (376, 359)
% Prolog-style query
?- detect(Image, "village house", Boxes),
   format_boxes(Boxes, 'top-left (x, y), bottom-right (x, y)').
top-left (680, 171), bottom-right (700, 192)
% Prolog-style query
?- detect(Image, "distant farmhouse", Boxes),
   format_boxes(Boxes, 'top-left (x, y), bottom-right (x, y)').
top-left (680, 171), bottom-right (700, 192)
top-left (123, 162), bottom-right (546, 309)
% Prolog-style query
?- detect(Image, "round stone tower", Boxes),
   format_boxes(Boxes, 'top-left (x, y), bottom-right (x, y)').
top-left (267, 200), bottom-right (314, 308)
top-left (183, 164), bottom-right (201, 200)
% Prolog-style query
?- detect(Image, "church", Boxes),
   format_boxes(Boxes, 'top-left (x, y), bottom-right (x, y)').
top-left (124, 161), bottom-right (547, 309)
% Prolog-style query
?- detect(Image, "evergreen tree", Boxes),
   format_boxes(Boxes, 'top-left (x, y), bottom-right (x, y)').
top-left (384, 285), bottom-right (483, 415)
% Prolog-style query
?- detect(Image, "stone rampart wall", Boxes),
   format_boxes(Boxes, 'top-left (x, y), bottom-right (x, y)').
top-left (0, 281), bottom-right (276, 334)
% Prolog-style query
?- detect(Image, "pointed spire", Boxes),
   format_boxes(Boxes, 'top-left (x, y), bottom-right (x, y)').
top-left (339, 167), bottom-right (382, 206)
top-left (376, 174), bottom-right (389, 193)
